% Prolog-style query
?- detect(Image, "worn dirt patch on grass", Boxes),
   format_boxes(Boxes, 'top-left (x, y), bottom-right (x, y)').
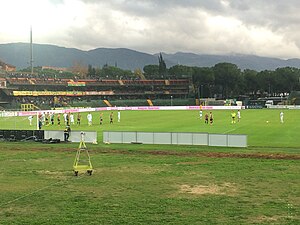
top-left (35, 170), bottom-right (69, 180)
top-left (144, 150), bottom-right (300, 160)
top-left (111, 166), bottom-right (164, 175)
top-left (252, 215), bottom-right (284, 223)
top-left (176, 161), bottom-right (207, 165)
top-left (97, 149), bottom-right (300, 160)
top-left (5, 146), bottom-right (300, 160)
top-left (179, 182), bottom-right (238, 196)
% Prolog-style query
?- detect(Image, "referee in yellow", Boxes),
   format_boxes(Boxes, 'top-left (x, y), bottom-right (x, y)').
top-left (231, 110), bottom-right (236, 124)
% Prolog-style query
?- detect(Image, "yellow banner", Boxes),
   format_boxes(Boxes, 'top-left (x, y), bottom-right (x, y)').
top-left (13, 91), bottom-right (114, 96)
top-left (67, 81), bottom-right (86, 86)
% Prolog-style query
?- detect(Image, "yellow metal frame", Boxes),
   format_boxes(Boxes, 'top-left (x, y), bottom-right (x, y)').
top-left (21, 103), bottom-right (39, 111)
top-left (73, 133), bottom-right (93, 176)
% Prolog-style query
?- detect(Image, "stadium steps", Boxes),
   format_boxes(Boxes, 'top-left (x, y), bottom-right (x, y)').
top-left (29, 79), bottom-right (35, 84)
top-left (147, 99), bottom-right (153, 106)
top-left (103, 100), bottom-right (112, 107)
top-left (21, 103), bottom-right (40, 111)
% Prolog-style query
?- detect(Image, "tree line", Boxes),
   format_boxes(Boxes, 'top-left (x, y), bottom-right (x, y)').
top-left (169, 63), bottom-right (300, 99)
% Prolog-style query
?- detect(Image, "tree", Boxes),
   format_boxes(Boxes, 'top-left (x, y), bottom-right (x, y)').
top-left (256, 70), bottom-right (274, 97)
top-left (158, 53), bottom-right (167, 77)
top-left (87, 64), bottom-right (96, 77)
top-left (71, 61), bottom-right (88, 78)
top-left (213, 63), bottom-right (241, 98)
top-left (192, 67), bottom-right (214, 98)
top-left (143, 65), bottom-right (159, 78)
top-left (99, 65), bottom-right (133, 79)
top-left (169, 65), bottom-right (194, 78)
top-left (274, 67), bottom-right (300, 93)
top-left (243, 69), bottom-right (258, 96)
top-left (95, 67), bottom-right (102, 77)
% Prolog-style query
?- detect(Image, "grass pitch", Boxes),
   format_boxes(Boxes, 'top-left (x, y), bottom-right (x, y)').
top-left (1, 109), bottom-right (299, 148)
top-left (0, 109), bottom-right (299, 224)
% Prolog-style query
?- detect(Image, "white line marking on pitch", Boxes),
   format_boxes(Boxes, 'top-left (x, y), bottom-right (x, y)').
top-left (0, 174), bottom-right (85, 207)
top-left (223, 128), bottom-right (237, 134)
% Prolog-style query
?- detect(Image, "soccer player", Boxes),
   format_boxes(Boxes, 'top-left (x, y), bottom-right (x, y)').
top-left (231, 110), bottom-right (236, 124)
top-left (45, 112), bottom-right (49, 126)
top-left (50, 112), bottom-right (55, 125)
top-left (70, 113), bottom-right (75, 125)
top-left (209, 112), bottom-right (213, 125)
top-left (280, 111), bottom-right (284, 123)
top-left (100, 113), bottom-right (103, 125)
top-left (204, 113), bottom-right (209, 124)
top-left (110, 112), bottom-right (114, 124)
top-left (117, 111), bottom-right (121, 122)
top-left (38, 113), bottom-right (43, 130)
top-left (28, 115), bottom-right (33, 126)
top-left (63, 112), bottom-right (68, 125)
top-left (66, 112), bottom-right (70, 126)
top-left (87, 112), bottom-right (93, 126)
top-left (237, 110), bottom-right (241, 122)
top-left (57, 113), bottom-right (61, 126)
top-left (199, 110), bottom-right (203, 119)
top-left (41, 112), bottom-right (46, 125)
top-left (199, 105), bottom-right (203, 119)
top-left (77, 112), bottom-right (81, 125)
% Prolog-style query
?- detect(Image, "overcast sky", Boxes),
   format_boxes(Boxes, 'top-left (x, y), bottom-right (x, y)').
top-left (1, 0), bottom-right (300, 59)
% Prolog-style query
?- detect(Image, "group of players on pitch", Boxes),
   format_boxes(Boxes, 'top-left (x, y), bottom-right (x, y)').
top-left (29, 111), bottom-right (121, 130)
top-left (199, 109), bottom-right (285, 125)
top-left (199, 109), bottom-right (241, 125)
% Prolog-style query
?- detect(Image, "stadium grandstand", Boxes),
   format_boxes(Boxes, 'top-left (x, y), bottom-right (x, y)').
top-left (0, 59), bottom-right (16, 72)
top-left (0, 73), bottom-right (191, 109)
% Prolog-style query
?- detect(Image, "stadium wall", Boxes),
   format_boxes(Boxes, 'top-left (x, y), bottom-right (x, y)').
top-left (0, 129), bottom-right (97, 143)
top-left (103, 131), bottom-right (247, 148)
top-left (44, 130), bottom-right (97, 143)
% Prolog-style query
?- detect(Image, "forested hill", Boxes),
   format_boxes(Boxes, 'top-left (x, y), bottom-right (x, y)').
top-left (1, 42), bottom-right (300, 71)
top-left (160, 52), bottom-right (300, 72)
top-left (0, 43), bottom-right (158, 70)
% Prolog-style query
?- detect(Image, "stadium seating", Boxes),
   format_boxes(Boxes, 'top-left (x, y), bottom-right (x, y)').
top-left (1, 76), bottom-right (191, 108)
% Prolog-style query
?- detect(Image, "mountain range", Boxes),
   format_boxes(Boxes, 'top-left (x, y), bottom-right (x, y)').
top-left (1, 42), bottom-right (300, 71)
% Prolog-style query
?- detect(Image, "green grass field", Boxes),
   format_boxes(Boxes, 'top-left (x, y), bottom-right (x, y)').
top-left (1, 109), bottom-right (300, 148)
top-left (0, 109), bottom-right (299, 224)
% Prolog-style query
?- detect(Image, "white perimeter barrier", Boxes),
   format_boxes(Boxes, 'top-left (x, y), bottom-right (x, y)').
top-left (103, 131), bottom-right (247, 148)
top-left (11, 105), bottom-right (243, 117)
top-left (44, 130), bottom-right (97, 143)
top-left (267, 105), bottom-right (300, 109)
top-left (4, 105), bottom-right (300, 118)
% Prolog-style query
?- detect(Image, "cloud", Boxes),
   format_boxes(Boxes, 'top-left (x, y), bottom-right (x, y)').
top-left (1, 0), bottom-right (300, 59)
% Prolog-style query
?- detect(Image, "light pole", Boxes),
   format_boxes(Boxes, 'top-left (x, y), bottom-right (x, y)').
top-left (170, 95), bottom-right (173, 106)
top-left (200, 84), bottom-right (203, 104)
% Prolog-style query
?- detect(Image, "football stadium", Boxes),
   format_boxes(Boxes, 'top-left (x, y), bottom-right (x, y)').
top-left (0, 64), bottom-right (299, 225)
top-left (2, 0), bottom-right (300, 223)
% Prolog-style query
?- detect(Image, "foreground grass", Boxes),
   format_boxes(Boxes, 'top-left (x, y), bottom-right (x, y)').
top-left (0, 109), bottom-right (299, 224)
top-left (0, 144), bottom-right (299, 225)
